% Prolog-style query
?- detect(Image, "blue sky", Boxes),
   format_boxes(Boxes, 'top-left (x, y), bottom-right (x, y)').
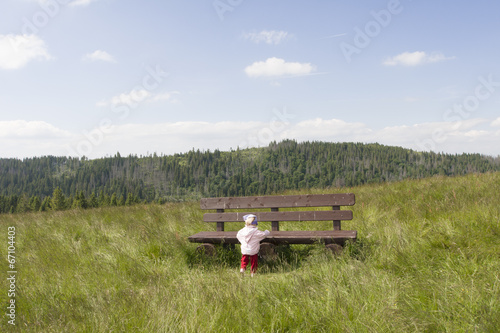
top-left (1, 0), bottom-right (499, 158)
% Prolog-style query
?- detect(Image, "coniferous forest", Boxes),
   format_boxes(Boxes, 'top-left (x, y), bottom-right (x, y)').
top-left (1, 140), bottom-right (499, 214)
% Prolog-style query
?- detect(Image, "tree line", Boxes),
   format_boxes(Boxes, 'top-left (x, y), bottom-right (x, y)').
top-left (1, 140), bottom-right (499, 214)
top-left (0, 187), bottom-right (142, 214)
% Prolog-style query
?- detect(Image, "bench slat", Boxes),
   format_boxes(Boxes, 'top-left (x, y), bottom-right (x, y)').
top-left (203, 210), bottom-right (353, 222)
top-left (188, 230), bottom-right (357, 245)
top-left (200, 193), bottom-right (355, 210)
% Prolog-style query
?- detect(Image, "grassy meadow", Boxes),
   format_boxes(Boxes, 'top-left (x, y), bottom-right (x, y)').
top-left (1, 172), bottom-right (499, 332)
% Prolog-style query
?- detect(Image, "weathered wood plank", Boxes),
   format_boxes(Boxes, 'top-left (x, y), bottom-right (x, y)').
top-left (188, 230), bottom-right (357, 245)
top-left (216, 208), bottom-right (224, 232)
top-left (332, 205), bottom-right (341, 230)
top-left (267, 230), bottom-right (357, 245)
top-left (271, 207), bottom-right (279, 231)
top-left (203, 210), bottom-right (353, 222)
top-left (200, 193), bottom-right (355, 210)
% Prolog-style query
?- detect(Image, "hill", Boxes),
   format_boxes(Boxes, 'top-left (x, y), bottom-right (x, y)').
top-left (0, 140), bottom-right (499, 214)
top-left (0, 172), bottom-right (499, 332)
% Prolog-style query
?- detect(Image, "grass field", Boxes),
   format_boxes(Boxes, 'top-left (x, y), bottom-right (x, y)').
top-left (1, 172), bottom-right (499, 332)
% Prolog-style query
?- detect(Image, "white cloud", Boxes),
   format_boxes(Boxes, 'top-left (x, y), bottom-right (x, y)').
top-left (32, 0), bottom-right (98, 6)
top-left (245, 57), bottom-right (315, 78)
top-left (491, 117), bottom-right (500, 127)
top-left (464, 130), bottom-right (489, 138)
top-left (319, 33), bottom-right (348, 40)
top-left (371, 119), bottom-right (495, 152)
top-left (152, 91), bottom-right (181, 103)
top-left (383, 51), bottom-right (455, 66)
top-left (83, 50), bottom-right (116, 63)
top-left (288, 118), bottom-right (371, 141)
top-left (0, 120), bottom-right (71, 138)
top-left (111, 89), bottom-right (151, 107)
top-left (0, 34), bottom-right (52, 70)
top-left (98, 89), bottom-right (180, 107)
top-left (0, 120), bottom-right (74, 158)
top-left (82, 118), bottom-right (499, 158)
top-left (243, 30), bottom-right (292, 45)
top-left (4, 118), bottom-right (500, 159)
top-left (69, 0), bottom-right (99, 7)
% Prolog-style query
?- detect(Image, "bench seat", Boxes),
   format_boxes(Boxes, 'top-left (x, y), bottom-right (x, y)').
top-left (188, 230), bottom-right (357, 245)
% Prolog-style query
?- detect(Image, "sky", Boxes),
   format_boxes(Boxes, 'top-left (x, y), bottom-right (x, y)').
top-left (1, 0), bottom-right (499, 159)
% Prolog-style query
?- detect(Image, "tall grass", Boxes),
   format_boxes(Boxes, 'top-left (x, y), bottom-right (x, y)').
top-left (1, 173), bottom-right (499, 332)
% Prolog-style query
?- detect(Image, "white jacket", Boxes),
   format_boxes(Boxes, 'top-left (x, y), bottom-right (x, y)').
top-left (236, 226), bottom-right (270, 255)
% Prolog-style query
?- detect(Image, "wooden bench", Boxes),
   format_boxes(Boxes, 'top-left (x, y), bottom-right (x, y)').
top-left (188, 193), bottom-right (357, 255)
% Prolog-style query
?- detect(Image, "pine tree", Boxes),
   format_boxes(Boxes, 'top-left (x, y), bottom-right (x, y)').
top-left (51, 187), bottom-right (66, 211)
top-left (125, 193), bottom-right (134, 206)
top-left (40, 197), bottom-right (51, 212)
top-left (73, 191), bottom-right (88, 209)
top-left (30, 196), bottom-right (41, 212)
top-left (88, 192), bottom-right (98, 208)
top-left (16, 194), bottom-right (30, 213)
top-left (110, 193), bottom-right (117, 206)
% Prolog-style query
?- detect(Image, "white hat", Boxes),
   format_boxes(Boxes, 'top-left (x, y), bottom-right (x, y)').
top-left (243, 214), bottom-right (258, 225)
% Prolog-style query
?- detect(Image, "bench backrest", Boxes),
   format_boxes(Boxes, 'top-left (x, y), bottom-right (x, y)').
top-left (201, 193), bottom-right (355, 231)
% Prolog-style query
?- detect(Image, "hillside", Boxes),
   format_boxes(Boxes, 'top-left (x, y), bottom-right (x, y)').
top-left (0, 172), bottom-right (499, 332)
top-left (1, 140), bottom-right (499, 214)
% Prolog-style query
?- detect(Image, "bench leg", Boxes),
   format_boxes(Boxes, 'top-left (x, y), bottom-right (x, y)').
top-left (222, 243), bottom-right (235, 250)
top-left (196, 243), bottom-right (217, 257)
top-left (325, 243), bottom-right (343, 256)
top-left (260, 242), bottom-right (277, 260)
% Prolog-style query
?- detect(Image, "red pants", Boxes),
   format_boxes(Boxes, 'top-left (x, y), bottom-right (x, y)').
top-left (241, 254), bottom-right (258, 272)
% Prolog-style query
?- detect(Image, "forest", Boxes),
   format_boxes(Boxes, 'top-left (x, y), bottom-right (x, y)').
top-left (1, 140), bottom-right (499, 214)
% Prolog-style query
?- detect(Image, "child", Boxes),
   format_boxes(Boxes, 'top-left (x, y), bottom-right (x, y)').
top-left (236, 214), bottom-right (270, 277)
